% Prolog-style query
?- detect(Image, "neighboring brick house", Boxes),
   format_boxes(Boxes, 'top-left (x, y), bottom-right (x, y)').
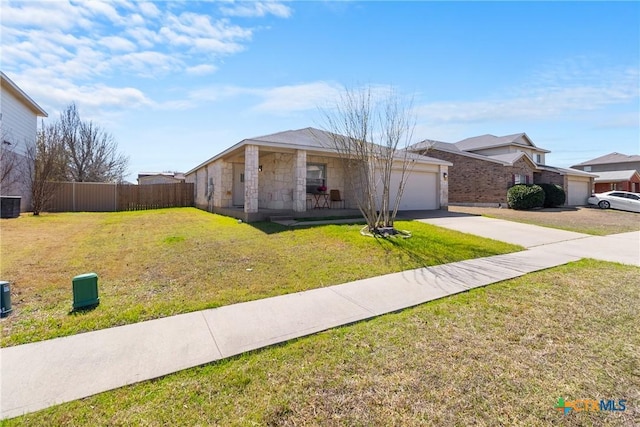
top-left (591, 170), bottom-right (640, 193)
top-left (409, 133), bottom-right (595, 207)
top-left (571, 152), bottom-right (640, 193)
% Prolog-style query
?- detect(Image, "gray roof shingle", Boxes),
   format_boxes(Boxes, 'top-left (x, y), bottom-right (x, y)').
top-left (571, 152), bottom-right (640, 167)
top-left (592, 170), bottom-right (640, 182)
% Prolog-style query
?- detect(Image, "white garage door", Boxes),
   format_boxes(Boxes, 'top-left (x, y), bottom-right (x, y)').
top-left (386, 170), bottom-right (438, 210)
top-left (567, 179), bottom-right (590, 206)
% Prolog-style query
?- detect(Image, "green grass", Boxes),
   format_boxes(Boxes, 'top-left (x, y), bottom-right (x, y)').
top-left (6, 260), bottom-right (638, 426)
top-left (0, 208), bottom-right (521, 346)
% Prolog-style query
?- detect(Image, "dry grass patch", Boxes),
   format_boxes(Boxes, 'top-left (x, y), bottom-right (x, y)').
top-left (7, 260), bottom-right (638, 426)
top-left (449, 205), bottom-right (640, 235)
top-left (0, 208), bottom-right (520, 346)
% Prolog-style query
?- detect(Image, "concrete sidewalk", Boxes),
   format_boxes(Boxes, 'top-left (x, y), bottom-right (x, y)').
top-left (1, 220), bottom-right (638, 419)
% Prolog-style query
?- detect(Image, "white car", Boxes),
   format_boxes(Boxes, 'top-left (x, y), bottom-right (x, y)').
top-left (588, 191), bottom-right (640, 213)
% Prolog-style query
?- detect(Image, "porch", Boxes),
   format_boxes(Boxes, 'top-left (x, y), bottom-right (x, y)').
top-left (211, 206), bottom-right (364, 223)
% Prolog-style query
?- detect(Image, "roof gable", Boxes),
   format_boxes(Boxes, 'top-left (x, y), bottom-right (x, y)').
top-left (453, 132), bottom-right (549, 153)
top-left (0, 71), bottom-right (48, 117)
top-left (593, 169), bottom-right (640, 182)
top-left (572, 152), bottom-right (640, 167)
top-left (186, 127), bottom-right (451, 175)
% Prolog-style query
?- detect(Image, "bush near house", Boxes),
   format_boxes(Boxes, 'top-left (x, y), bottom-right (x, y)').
top-left (507, 184), bottom-right (545, 210)
top-left (538, 183), bottom-right (566, 208)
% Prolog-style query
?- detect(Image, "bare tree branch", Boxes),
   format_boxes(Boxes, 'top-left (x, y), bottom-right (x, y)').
top-left (319, 86), bottom-right (416, 235)
top-left (59, 102), bottom-right (129, 182)
top-left (23, 122), bottom-right (66, 215)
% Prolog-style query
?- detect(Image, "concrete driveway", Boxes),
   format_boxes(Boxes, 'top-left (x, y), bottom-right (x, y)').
top-left (416, 214), bottom-right (640, 266)
top-left (417, 215), bottom-right (589, 248)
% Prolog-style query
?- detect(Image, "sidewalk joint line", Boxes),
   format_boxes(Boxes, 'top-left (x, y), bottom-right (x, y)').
top-left (201, 311), bottom-right (222, 358)
top-left (327, 286), bottom-right (376, 315)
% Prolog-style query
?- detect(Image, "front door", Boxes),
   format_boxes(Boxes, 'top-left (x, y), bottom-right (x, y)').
top-left (232, 164), bottom-right (245, 207)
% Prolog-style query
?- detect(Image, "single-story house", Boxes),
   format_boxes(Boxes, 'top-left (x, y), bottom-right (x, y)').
top-left (137, 172), bottom-right (185, 185)
top-left (1, 71), bottom-right (48, 211)
top-left (591, 170), bottom-right (640, 194)
top-left (185, 127), bottom-right (451, 222)
top-left (409, 133), bottom-right (596, 207)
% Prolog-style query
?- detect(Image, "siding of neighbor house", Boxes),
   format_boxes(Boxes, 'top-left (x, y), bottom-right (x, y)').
top-left (1, 77), bottom-right (46, 211)
top-left (575, 162), bottom-right (640, 173)
top-left (1, 85), bottom-right (39, 156)
top-left (419, 149), bottom-right (534, 205)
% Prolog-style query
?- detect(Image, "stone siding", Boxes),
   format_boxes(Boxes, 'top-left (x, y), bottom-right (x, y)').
top-left (258, 152), bottom-right (295, 210)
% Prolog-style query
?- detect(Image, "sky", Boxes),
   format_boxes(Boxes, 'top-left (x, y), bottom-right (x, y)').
top-left (2, 0), bottom-right (639, 182)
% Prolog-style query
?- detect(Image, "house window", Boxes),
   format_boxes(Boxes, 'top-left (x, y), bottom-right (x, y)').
top-left (513, 174), bottom-right (529, 185)
top-left (306, 163), bottom-right (326, 193)
top-left (584, 166), bottom-right (592, 172)
top-left (535, 154), bottom-right (542, 164)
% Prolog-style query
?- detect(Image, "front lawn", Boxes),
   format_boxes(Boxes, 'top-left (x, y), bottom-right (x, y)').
top-left (0, 208), bottom-right (520, 346)
top-left (7, 260), bottom-right (638, 426)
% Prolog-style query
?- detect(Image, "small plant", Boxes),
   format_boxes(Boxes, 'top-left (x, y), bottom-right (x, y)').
top-left (317, 185), bottom-right (327, 193)
top-left (507, 184), bottom-right (545, 210)
top-left (538, 183), bottom-right (566, 208)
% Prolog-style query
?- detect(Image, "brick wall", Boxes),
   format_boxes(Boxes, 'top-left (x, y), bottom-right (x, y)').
top-left (534, 170), bottom-right (564, 186)
top-left (419, 150), bottom-right (538, 204)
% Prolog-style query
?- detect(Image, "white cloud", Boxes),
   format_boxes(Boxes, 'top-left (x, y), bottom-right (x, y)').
top-left (99, 36), bottom-right (138, 52)
top-left (0, 1), bottom-right (89, 30)
top-left (186, 64), bottom-right (218, 75)
top-left (220, 1), bottom-right (293, 18)
top-left (252, 82), bottom-right (343, 113)
top-left (137, 2), bottom-right (161, 18)
top-left (416, 65), bottom-right (639, 125)
top-left (112, 51), bottom-right (184, 77)
top-left (78, 0), bottom-right (124, 25)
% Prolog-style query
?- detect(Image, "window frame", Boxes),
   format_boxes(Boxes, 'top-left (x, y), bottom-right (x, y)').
top-left (306, 163), bottom-right (327, 193)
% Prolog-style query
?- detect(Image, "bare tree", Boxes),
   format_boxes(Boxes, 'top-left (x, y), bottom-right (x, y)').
top-left (319, 86), bottom-right (416, 236)
top-left (24, 122), bottom-right (66, 215)
top-left (0, 133), bottom-right (20, 192)
top-left (59, 103), bottom-right (129, 182)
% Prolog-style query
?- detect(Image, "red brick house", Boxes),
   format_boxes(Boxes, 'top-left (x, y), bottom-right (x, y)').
top-left (592, 170), bottom-right (640, 193)
top-left (409, 133), bottom-right (595, 206)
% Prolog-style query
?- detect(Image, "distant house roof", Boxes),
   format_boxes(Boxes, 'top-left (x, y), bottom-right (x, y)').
top-left (187, 127), bottom-right (451, 175)
top-left (453, 133), bottom-right (550, 153)
top-left (592, 170), bottom-right (640, 183)
top-left (137, 172), bottom-right (185, 183)
top-left (138, 172), bottom-right (184, 178)
top-left (0, 71), bottom-right (48, 117)
top-left (409, 138), bottom-right (539, 167)
top-left (571, 152), bottom-right (640, 167)
top-left (537, 165), bottom-right (598, 178)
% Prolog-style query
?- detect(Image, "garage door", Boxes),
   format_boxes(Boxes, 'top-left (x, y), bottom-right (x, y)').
top-left (567, 179), bottom-right (590, 206)
top-left (386, 170), bottom-right (438, 210)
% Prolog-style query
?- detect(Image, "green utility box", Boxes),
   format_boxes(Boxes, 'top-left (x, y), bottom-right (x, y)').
top-left (1, 281), bottom-right (12, 318)
top-left (72, 273), bottom-right (99, 309)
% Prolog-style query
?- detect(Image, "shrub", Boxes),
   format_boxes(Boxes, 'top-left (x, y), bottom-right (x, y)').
top-left (538, 183), bottom-right (566, 208)
top-left (507, 184), bottom-right (545, 210)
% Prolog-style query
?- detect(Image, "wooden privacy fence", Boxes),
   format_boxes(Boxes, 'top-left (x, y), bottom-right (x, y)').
top-left (47, 182), bottom-right (194, 212)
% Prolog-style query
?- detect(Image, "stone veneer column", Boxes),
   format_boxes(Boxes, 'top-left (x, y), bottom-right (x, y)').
top-left (439, 164), bottom-right (449, 210)
top-left (293, 150), bottom-right (307, 212)
top-left (244, 144), bottom-right (259, 213)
